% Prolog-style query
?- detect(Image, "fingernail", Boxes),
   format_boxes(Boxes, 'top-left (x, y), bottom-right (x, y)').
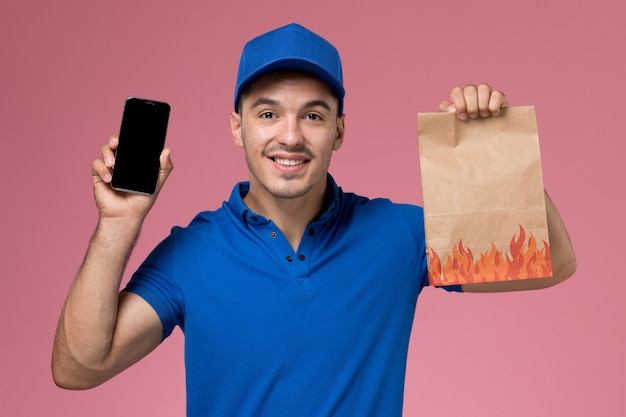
top-left (458, 112), bottom-right (467, 120)
top-left (106, 156), bottom-right (114, 167)
top-left (104, 173), bottom-right (112, 183)
top-left (446, 105), bottom-right (456, 113)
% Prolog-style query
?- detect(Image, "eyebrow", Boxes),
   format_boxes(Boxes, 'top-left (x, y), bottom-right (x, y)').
top-left (304, 99), bottom-right (332, 111)
top-left (250, 97), bottom-right (280, 109)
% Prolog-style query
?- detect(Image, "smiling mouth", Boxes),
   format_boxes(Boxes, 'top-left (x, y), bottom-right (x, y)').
top-left (271, 157), bottom-right (308, 166)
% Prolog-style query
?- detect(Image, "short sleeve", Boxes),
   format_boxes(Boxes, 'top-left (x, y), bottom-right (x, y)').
top-left (123, 228), bottom-right (184, 339)
top-left (393, 203), bottom-right (464, 293)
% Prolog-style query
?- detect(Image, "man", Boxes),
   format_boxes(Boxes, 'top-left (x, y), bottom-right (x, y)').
top-left (52, 23), bottom-right (576, 416)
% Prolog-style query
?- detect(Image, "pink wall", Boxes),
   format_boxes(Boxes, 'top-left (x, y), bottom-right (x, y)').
top-left (1, 0), bottom-right (624, 415)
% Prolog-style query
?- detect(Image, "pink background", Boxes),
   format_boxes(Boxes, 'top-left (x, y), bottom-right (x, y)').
top-left (2, 0), bottom-right (624, 415)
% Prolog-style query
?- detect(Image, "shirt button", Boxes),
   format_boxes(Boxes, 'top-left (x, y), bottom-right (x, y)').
top-left (308, 229), bottom-right (315, 236)
top-left (286, 256), bottom-right (293, 262)
top-left (298, 254), bottom-right (306, 261)
top-left (270, 232), bottom-right (277, 238)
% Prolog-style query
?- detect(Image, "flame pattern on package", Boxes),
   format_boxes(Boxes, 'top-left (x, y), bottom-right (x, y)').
top-left (427, 224), bottom-right (552, 285)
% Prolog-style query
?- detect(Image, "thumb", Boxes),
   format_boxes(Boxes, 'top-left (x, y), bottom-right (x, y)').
top-left (156, 148), bottom-right (174, 192)
top-left (438, 100), bottom-right (456, 113)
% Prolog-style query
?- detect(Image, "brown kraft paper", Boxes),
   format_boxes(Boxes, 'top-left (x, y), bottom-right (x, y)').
top-left (417, 105), bottom-right (552, 286)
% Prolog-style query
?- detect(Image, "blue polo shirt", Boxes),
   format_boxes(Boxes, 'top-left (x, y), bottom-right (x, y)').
top-left (125, 175), bottom-right (461, 416)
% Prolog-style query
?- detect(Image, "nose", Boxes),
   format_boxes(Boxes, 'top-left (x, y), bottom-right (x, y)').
top-left (278, 116), bottom-right (304, 147)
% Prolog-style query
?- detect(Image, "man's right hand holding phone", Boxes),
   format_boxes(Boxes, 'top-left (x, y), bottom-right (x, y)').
top-left (92, 134), bottom-right (173, 224)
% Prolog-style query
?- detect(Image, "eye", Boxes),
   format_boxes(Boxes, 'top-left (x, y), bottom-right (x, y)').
top-left (305, 113), bottom-right (322, 121)
top-left (260, 111), bottom-right (275, 119)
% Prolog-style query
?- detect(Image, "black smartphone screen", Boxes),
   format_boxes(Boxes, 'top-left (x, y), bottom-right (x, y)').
top-left (111, 97), bottom-right (170, 195)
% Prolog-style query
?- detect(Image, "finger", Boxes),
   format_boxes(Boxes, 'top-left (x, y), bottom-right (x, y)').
top-left (462, 84), bottom-right (479, 119)
top-left (101, 141), bottom-right (116, 168)
top-left (108, 134), bottom-right (119, 149)
top-left (488, 90), bottom-right (508, 116)
top-left (449, 86), bottom-right (467, 120)
top-left (477, 84), bottom-right (493, 117)
top-left (92, 158), bottom-right (112, 184)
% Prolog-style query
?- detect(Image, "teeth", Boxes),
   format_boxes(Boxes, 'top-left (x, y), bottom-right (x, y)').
top-left (274, 158), bottom-right (304, 166)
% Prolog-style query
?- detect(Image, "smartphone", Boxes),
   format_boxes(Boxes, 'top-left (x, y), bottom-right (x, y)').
top-left (111, 97), bottom-right (171, 195)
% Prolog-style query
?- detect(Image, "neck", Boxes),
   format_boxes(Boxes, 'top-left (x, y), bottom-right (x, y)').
top-left (243, 181), bottom-right (327, 252)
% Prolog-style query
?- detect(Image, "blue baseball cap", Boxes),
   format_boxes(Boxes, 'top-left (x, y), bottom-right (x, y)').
top-left (234, 23), bottom-right (345, 114)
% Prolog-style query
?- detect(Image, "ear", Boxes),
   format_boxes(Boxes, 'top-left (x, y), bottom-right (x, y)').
top-left (230, 111), bottom-right (244, 148)
top-left (332, 114), bottom-right (346, 151)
